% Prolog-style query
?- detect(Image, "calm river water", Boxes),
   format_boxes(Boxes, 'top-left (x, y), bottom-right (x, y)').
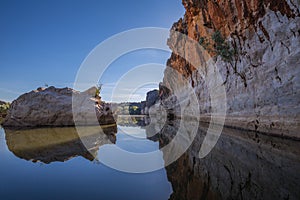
top-left (0, 116), bottom-right (299, 200)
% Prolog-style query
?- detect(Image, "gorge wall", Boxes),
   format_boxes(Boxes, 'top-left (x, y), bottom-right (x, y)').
top-left (161, 0), bottom-right (300, 138)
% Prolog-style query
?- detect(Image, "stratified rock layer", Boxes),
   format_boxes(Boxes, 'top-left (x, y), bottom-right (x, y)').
top-left (161, 0), bottom-right (300, 138)
top-left (2, 86), bottom-right (116, 127)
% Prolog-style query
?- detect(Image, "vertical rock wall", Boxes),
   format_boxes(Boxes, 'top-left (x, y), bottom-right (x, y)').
top-left (161, 0), bottom-right (300, 138)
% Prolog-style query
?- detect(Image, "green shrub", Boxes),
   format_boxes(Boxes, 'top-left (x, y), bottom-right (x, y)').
top-left (199, 30), bottom-right (236, 62)
top-left (0, 103), bottom-right (10, 113)
top-left (212, 30), bottom-right (235, 62)
top-left (95, 84), bottom-right (102, 98)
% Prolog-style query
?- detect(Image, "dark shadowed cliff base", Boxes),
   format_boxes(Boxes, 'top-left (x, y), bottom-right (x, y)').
top-left (155, 119), bottom-right (300, 200)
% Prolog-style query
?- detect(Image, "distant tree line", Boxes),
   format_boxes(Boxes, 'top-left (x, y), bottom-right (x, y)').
top-left (111, 102), bottom-right (142, 115)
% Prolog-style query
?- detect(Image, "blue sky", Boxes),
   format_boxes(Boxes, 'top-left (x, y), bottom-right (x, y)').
top-left (0, 0), bottom-right (184, 102)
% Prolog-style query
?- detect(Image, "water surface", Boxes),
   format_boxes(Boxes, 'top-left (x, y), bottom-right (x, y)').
top-left (0, 123), bottom-right (172, 200)
top-left (1, 116), bottom-right (299, 200)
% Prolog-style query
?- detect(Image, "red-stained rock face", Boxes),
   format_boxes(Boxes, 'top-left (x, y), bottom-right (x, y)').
top-left (161, 0), bottom-right (300, 137)
top-left (182, 0), bottom-right (297, 39)
top-left (166, 0), bottom-right (299, 78)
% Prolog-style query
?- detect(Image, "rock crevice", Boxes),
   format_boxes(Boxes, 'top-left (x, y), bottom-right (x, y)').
top-left (160, 0), bottom-right (300, 138)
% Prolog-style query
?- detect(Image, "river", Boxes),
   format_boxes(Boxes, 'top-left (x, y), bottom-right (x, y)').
top-left (0, 116), bottom-right (299, 200)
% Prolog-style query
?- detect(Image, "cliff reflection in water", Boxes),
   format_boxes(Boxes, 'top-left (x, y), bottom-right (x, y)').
top-left (4, 125), bottom-right (117, 164)
top-left (4, 116), bottom-right (299, 199)
top-left (152, 119), bottom-right (300, 200)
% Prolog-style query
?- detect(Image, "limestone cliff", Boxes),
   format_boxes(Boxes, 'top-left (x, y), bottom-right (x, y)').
top-left (161, 0), bottom-right (300, 138)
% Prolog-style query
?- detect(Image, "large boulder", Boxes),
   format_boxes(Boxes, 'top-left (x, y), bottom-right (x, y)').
top-left (2, 86), bottom-right (116, 127)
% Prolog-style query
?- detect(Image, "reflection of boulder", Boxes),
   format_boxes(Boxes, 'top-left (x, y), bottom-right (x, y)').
top-left (2, 86), bottom-right (116, 127)
top-left (159, 121), bottom-right (300, 200)
top-left (4, 125), bottom-right (117, 164)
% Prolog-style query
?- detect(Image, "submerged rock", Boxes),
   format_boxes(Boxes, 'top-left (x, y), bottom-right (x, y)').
top-left (2, 86), bottom-right (116, 127)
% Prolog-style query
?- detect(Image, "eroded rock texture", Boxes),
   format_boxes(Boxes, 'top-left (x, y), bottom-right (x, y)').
top-left (161, 0), bottom-right (300, 138)
top-left (2, 86), bottom-right (116, 127)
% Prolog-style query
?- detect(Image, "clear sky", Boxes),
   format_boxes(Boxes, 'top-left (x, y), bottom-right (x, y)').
top-left (0, 0), bottom-right (185, 102)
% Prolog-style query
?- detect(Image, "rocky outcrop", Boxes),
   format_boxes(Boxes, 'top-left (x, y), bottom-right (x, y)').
top-left (2, 86), bottom-right (116, 127)
top-left (161, 0), bottom-right (300, 138)
top-left (141, 89), bottom-right (159, 115)
top-left (146, 89), bottom-right (159, 107)
top-left (154, 2), bottom-right (300, 198)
